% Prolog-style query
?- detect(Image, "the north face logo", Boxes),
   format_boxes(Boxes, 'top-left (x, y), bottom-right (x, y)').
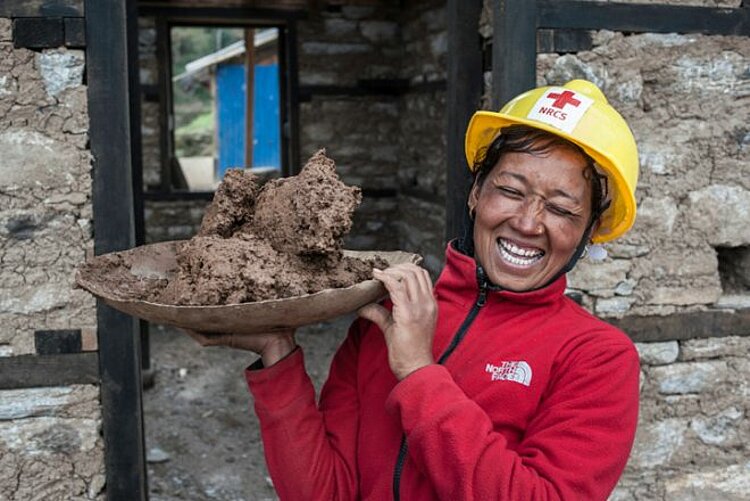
top-left (485, 361), bottom-right (532, 386)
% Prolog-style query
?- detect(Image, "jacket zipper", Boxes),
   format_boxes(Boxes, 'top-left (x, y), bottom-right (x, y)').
top-left (392, 269), bottom-right (490, 501)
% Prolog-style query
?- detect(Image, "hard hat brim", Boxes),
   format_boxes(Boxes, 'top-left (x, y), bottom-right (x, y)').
top-left (464, 110), bottom-right (637, 243)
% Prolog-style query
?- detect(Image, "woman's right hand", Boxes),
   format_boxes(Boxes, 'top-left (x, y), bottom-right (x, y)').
top-left (182, 328), bottom-right (297, 367)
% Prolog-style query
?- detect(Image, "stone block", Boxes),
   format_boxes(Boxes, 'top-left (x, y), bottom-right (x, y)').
top-left (636, 196), bottom-right (679, 235)
top-left (324, 18), bottom-right (357, 36)
top-left (686, 185), bottom-right (750, 247)
top-left (715, 295), bottom-right (750, 310)
top-left (13, 18), bottom-right (63, 49)
top-left (680, 336), bottom-right (750, 360)
top-left (80, 327), bottom-right (97, 352)
top-left (38, 48), bottom-right (84, 97)
top-left (0, 385), bottom-right (98, 420)
top-left (636, 341), bottom-right (679, 365)
top-left (0, 18), bottom-right (11, 42)
top-left (360, 20), bottom-right (398, 44)
top-left (690, 406), bottom-right (743, 446)
top-left (646, 285), bottom-right (722, 306)
top-left (0, 128), bottom-right (87, 189)
top-left (567, 259), bottom-right (631, 297)
top-left (665, 462), bottom-right (750, 500)
top-left (629, 418), bottom-right (687, 468)
top-left (650, 360), bottom-right (729, 394)
top-left (595, 296), bottom-right (635, 316)
top-left (301, 41), bottom-right (370, 56)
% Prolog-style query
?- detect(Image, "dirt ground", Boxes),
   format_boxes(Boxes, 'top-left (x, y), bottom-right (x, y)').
top-left (142, 317), bottom-right (351, 500)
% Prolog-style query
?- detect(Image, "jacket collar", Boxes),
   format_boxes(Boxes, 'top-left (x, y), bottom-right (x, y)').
top-left (435, 241), bottom-right (567, 306)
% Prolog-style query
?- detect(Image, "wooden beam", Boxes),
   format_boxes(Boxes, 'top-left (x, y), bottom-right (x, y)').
top-left (608, 309), bottom-right (750, 343)
top-left (492, 0), bottom-right (537, 109)
top-left (538, 1), bottom-right (750, 36)
top-left (284, 22), bottom-right (300, 175)
top-left (0, 0), bottom-right (83, 17)
top-left (85, 0), bottom-right (146, 498)
top-left (445, 0), bottom-right (484, 243)
top-left (0, 353), bottom-right (98, 390)
top-left (137, 5), bottom-right (305, 23)
top-left (245, 28), bottom-right (256, 168)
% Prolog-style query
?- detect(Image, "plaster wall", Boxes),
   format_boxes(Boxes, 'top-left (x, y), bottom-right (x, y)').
top-left (0, 17), bottom-right (104, 500)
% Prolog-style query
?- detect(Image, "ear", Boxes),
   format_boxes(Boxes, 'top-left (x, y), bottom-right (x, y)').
top-left (468, 180), bottom-right (481, 215)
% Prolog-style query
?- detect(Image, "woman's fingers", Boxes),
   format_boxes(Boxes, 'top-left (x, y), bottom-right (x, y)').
top-left (373, 264), bottom-right (431, 303)
top-left (357, 303), bottom-right (391, 333)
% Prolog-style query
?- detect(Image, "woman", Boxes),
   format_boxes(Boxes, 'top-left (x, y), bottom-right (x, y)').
top-left (189, 79), bottom-right (640, 500)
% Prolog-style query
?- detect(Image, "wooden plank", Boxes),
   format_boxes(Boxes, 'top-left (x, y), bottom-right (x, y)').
top-left (0, 353), bottom-right (98, 390)
top-left (538, 1), bottom-right (750, 36)
top-left (245, 28), bottom-right (256, 168)
top-left (536, 28), bottom-right (592, 54)
top-left (0, 0), bottom-right (83, 17)
top-left (13, 18), bottom-right (64, 49)
top-left (138, 5), bottom-right (306, 22)
top-left (608, 309), bottom-right (750, 343)
top-left (156, 18), bottom-right (174, 192)
top-left (34, 329), bottom-right (82, 355)
top-left (64, 17), bottom-right (86, 48)
top-left (85, 0), bottom-right (146, 499)
top-left (493, 0), bottom-right (537, 109)
top-left (445, 0), bottom-right (484, 243)
top-left (285, 21), bottom-right (301, 175)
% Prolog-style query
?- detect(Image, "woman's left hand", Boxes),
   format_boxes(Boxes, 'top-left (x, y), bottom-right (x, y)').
top-left (358, 263), bottom-right (437, 380)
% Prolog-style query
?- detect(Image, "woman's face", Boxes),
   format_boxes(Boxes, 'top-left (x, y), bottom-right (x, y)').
top-left (468, 144), bottom-right (593, 291)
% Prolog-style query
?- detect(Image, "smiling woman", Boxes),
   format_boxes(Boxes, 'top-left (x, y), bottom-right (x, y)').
top-left (187, 79), bottom-right (642, 501)
top-left (468, 126), bottom-right (600, 291)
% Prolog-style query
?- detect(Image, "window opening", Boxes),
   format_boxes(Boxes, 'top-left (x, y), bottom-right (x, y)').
top-left (170, 25), bottom-right (282, 191)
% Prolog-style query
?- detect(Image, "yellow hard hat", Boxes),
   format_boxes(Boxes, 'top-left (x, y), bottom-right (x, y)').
top-left (464, 79), bottom-right (639, 243)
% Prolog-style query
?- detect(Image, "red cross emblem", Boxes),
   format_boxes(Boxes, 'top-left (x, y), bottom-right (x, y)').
top-left (546, 90), bottom-right (581, 110)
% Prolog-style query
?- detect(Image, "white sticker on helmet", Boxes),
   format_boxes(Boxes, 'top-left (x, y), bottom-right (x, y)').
top-left (526, 88), bottom-right (594, 134)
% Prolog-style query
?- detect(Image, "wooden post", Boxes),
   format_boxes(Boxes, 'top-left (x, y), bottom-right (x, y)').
top-left (492, 0), bottom-right (537, 109)
top-left (85, 0), bottom-right (147, 498)
top-left (445, 0), bottom-right (484, 243)
top-left (245, 28), bottom-right (255, 168)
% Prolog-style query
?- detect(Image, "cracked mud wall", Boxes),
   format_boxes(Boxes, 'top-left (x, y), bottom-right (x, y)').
top-left (0, 17), bottom-right (104, 500)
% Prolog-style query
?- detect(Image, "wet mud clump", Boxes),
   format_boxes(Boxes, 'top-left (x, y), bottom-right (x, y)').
top-left (154, 149), bottom-right (384, 305)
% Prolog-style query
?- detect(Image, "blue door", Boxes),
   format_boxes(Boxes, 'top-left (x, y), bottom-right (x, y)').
top-left (216, 63), bottom-right (280, 178)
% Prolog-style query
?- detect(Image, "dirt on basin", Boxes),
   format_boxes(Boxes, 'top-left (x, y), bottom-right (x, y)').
top-left (143, 318), bottom-right (349, 501)
top-left (77, 150), bottom-right (386, 306)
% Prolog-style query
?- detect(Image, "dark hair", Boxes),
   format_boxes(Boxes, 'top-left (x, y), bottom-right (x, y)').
top-left (471, 125), bottom-right (609, 224)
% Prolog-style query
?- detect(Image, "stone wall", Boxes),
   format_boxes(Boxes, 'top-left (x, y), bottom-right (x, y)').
top-left (297, 4), bottom-right (403, 251)
top-left (481, 1), bottom-right (750, 497)
top-left (396, 0), bottom-right (448, 275)
top-left (0, 14), bottom-right (104, 500)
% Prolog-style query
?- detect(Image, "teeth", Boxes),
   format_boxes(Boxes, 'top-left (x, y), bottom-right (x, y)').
top-left (498, 239), bottom-right (544, 267)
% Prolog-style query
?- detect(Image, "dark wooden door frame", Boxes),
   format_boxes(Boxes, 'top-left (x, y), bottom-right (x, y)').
top-left (86, 0), bottom-right (147, 498)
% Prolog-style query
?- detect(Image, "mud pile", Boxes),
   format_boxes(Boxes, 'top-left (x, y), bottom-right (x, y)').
top-left (151, 149), bottom-right (385, 305)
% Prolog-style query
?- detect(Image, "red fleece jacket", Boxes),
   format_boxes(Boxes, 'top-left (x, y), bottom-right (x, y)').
top-left (246, 243), bottom-right (640, 500)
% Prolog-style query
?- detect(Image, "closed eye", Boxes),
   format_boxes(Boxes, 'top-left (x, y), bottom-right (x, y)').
top-left (546, 203), bottom-right (577, 217)
top-left (498, 186), bottom-right (523, 198)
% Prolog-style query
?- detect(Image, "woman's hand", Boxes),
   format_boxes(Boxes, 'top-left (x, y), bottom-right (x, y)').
top-left (182, 329), bottom-right (297, 367)
top-left (358, 263), bottom-right (437, 380)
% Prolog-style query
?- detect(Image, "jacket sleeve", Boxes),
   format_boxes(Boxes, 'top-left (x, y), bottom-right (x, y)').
top-left (385, 336), bottom-right (640, 501)
top-left (245, 321), bottom-right (365, 501)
